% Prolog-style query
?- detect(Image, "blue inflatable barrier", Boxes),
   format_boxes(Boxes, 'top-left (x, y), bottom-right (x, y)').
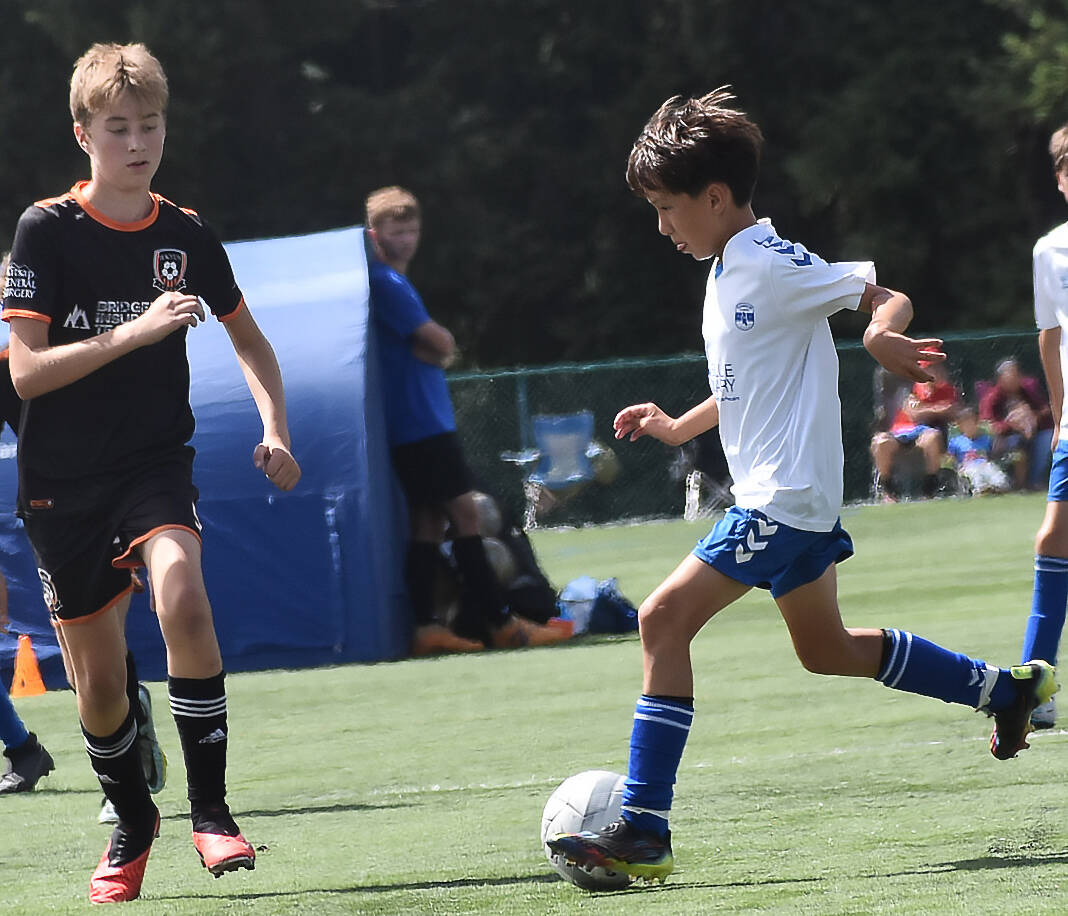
top-left (0, 225), bottom-right (409, 687)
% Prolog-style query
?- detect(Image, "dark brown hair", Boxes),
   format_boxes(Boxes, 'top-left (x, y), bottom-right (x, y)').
top-left (626, 87), bottom-right (764, 204)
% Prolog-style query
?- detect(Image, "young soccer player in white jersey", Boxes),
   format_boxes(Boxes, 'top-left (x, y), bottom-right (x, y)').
top-left (547, 89), bottom-right (1057, 884)
top-left (2, 43), bottom-right (301, 903)
top-left (1018, 122), bottom-right (1068, 731)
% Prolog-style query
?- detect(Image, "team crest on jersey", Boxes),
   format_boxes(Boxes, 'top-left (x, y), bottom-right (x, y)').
top-left (735, 303), bottom-right (755, 331)
top-left (152, 249), bottom-right (188, 292)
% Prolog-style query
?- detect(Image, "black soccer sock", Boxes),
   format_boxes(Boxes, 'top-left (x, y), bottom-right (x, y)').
top-left (407, 541), bottom-right (442, 626)
top-left (451, 535), bottom-right (509, 633)
top-left (125, 651), bottom-right (145, 728)
top-left (83, 705), bottom-right (154, 829)
top-left (169, 670), bottom-right (236, 834)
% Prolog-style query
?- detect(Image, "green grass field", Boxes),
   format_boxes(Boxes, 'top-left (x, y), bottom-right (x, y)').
top-left (2, 493), bottom-right (1066, 914)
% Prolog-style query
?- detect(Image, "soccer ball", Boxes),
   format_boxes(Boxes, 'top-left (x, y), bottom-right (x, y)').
top-left (540, 770), bottom-right (631, 891)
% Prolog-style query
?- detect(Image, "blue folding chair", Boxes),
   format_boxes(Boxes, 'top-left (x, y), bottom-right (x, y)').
top-left (501, 411), bottom-right (596, 528)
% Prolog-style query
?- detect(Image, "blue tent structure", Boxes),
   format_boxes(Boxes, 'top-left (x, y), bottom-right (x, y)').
top-left (0, 225), bottom-right (409, 687)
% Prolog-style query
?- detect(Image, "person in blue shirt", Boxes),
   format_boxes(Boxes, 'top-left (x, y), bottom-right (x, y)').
top-left (365, 186), bottom-right (569, 654)
top-left (947, 405), bottom-right (1010, 494)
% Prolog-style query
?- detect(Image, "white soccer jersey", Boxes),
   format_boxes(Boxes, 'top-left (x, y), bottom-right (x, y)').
top-left (1033, 221), bottom-right (1068, 439)
top-left (703, 219), bottom-right (873, 531)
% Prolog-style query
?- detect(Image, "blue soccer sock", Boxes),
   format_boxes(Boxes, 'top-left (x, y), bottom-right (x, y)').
top-left (877, 629), bottom-right (1016, 711)
top-left (620, 695), bottom-right (693, 837)
top-left (1021, 555), bottom-right (1068, 666)
top-left (0, 689), bottom-right (30, 751)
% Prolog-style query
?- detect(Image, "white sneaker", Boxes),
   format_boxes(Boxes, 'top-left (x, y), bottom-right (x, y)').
top-left (98, 797), bottom-right (119, 824)
top-left (1031, 697), bottom-right (1057, 729)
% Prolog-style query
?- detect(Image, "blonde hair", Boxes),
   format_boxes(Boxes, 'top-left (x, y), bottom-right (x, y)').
top-left (69, 42), bottom-right (168, 126)
top-left (364, 186), bottom-right (420, 231)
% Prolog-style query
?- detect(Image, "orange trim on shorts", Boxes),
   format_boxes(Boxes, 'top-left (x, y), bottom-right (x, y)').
top-left (70, 181), bottom-right (160, 232)
top-left (53, 583), bottom-right (135, 628)
top-left (2, 308), bottom-right (51, 324)
top-left (112, 524), bottom-right (202, 568)
top-left (217, 296), bottom-right (246, 324)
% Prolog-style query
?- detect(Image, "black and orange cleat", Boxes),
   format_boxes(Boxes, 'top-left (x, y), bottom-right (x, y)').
top-left (89, 808), bottom-right (160, 904)
top-left (411, 623), bottom-right (484, 656)
top-left (193, 830), bottom-right (256, 877)
top-left (491, 615), bottom-right (572, 649)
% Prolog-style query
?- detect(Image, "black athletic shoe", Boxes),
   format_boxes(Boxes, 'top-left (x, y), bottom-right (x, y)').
top-left (547, 817), bottom-right (674, 883)
top-left (990, 661), bottom-right (1058, 760)
top-left (0, 732), bottom-right (54, 793)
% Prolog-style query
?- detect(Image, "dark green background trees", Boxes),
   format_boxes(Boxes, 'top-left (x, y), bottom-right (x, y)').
top-left (2, 0), bottom-right (1066, 366)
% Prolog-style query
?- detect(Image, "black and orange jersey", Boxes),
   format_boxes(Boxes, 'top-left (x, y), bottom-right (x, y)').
top-left (1, 181), bottom-right (244, 481)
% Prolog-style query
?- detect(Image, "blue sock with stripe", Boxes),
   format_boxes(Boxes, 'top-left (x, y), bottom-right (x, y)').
top-left (620, 695), bottom-right (693, 838)
top-left (0, 689), bottom-right (30, 751)
top-left (1021, 555), bottom-right (1068, 666)
top-left (877, 629), bottom-right (1016, 711)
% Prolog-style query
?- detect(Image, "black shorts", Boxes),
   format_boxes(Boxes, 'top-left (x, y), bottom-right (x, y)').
top-left (19, 448), bottom-right (202, 624)
top-left (390, 431), bottom-right (474, 507)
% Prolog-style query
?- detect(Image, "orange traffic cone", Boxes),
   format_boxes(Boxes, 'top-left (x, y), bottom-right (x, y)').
top-left (10, 634), bottom-right (46, 697)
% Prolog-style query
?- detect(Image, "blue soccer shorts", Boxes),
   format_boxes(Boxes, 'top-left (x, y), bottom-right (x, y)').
top-left (1047, 438), bottom-right (1068, 502)
top-left (692, 506), bottom-right (854, 598)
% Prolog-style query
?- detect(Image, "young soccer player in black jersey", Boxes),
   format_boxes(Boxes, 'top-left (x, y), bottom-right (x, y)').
top-left (1, 43), bottom-right (301, 903)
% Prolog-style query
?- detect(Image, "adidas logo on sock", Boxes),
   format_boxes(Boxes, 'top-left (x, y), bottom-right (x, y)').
top-left (199, 729), bottom-right (227, 745)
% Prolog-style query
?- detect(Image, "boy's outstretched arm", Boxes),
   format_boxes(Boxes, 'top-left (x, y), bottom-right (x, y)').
top-left (614, 395), bottom-right (719, 446)
top-left (859, 283), bottom-right (943, 383)
top-left (1039, 326), bottom-right (1063, 448)
top-left (224, 308), bottom-right (301, 492)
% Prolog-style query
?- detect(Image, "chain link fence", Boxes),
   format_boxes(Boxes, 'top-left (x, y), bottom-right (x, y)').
top-left (450, 329), bottom-right (1042, 527)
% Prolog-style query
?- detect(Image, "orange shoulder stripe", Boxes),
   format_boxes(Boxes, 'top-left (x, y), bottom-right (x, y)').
top-left (154, 194), bottom-right (200, 219)
top-left (33, 192), bottom-right (75, 209)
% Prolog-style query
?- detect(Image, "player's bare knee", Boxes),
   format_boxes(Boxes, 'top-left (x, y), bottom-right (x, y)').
top-left (77, 663), bottom-right (127, 712)
top-left (1036, 515), bottom-right (1068, 556)
top-left (637, 594), bottom-right (684, 649)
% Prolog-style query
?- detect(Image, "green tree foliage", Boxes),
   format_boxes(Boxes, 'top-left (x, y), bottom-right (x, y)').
top-left (0, 0), bottom-right (1064, 366)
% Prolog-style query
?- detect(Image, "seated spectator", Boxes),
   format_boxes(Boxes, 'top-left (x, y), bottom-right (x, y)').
top-left (870, 360), bottom-right (960, 499)
top-left (978, 357), bottom-right (1054, 490)
top-left (948, 406), bottom-right (1011, 495)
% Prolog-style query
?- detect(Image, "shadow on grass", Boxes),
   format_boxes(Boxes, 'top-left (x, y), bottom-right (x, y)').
top-left (144, 851), bottom-right (1068, 904)
top-left (884, 852), bottom-right (1068, 875)
top-left (151, 872), bottom-right (562, 902)
top-left (573, 850), bottom-right (1068, 895)
top-left (159, 800), bottom-right (410, 824)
